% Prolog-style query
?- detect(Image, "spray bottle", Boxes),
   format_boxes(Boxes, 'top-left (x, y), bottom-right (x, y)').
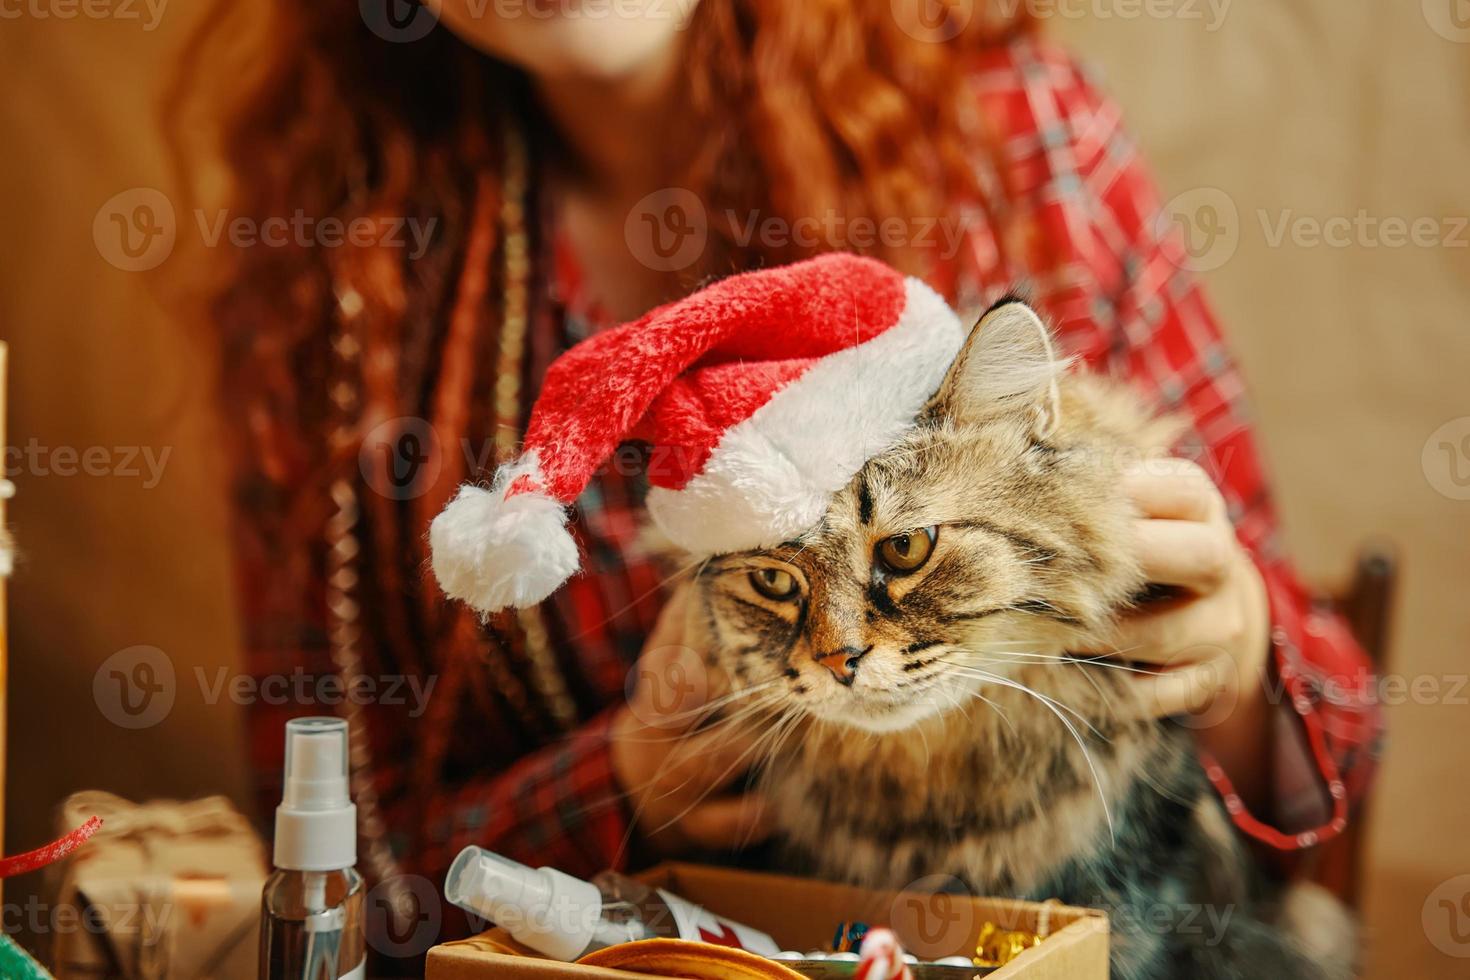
top-left (260, 717), bottom-right (366, 979)
top-left (444, 845), bottom-right (780, 961)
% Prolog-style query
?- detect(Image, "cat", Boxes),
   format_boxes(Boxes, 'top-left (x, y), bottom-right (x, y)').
top-left (675, 297), bottom-right (1353, 980)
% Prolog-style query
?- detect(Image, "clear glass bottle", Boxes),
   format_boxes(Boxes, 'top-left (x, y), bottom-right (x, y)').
top-left (444, 846), bottom-right (779, 961)
top-left (259, 718), bottom-right (366, 980)
top-left (260, 868), bottom-right (365, 980)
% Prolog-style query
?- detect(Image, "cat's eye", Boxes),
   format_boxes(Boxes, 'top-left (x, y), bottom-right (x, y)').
top-left (749, 567), bottom-right (800, 601)
top-left (876, 526), bottom-right (938, 574)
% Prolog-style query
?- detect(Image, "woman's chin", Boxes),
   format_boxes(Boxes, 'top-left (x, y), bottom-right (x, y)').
top-left (438, 2), bottom-right (695, 82)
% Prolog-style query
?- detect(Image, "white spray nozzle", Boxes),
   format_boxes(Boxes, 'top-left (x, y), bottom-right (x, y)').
top-left (274, 717), bottom-right (357, 871)
top-left (444, 846), bottom-right (601, 961)
top-left (283, 717), bottom-right (350, 810)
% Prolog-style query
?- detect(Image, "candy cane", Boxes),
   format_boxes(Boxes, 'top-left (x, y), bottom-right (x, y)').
top-left (0, 816), bottom-right (102, 878)
top-left (855, 928), bottom-right (913, 980)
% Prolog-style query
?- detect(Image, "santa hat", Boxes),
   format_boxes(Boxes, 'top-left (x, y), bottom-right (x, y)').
top-left (430, 253), bottom-right (964, 616)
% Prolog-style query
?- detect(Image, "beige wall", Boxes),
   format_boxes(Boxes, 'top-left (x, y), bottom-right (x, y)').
top-left (1052, 6), bottom-right (1470, 977)
top-left (2, 2), bottom-right (1467, 976)
top-left (0, 0), bottom-right (251, 919)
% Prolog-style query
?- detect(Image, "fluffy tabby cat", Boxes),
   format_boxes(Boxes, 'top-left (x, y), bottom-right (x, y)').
top-left (673, 298), bottom-right (1351, 980)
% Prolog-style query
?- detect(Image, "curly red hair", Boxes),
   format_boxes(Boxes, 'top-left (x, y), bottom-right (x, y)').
top-left (168, 0), bottom-right (1029, 508)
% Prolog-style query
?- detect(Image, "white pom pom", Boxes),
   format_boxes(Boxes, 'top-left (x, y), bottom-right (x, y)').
top-left (429, 479), bottom-right (579, 616)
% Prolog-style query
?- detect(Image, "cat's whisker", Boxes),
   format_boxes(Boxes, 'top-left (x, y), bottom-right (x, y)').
top-left (562, 552), bottom-right (711, 643)
top-left (964, 683), bottom-right (1016, 736)
top-left (785, 539), bottom-right (816, 563)
top-left (757, 708), bottom-right (807, 797)
top-left (640, 692), bottom-right (786, 802)
top-left (952, 666), bottom-right (1116, 842)
top-left (937, 680), bottom-right (968, 717)
top-left (959, 646), bottom-right (1165, 677)
top-left (957, 648), bottom-right (1114, 706)
top-left (614, 690), bottom-right (787, 743)
top-left (946, 661), bottom-right (1107, 740)
top-left (645, 702), bottom-right (801, 842)
top-left (656, 679), bottom-right (782, 728)
top-left (760, 708), bottom-right (799, 767)
top-left (736, 709), bottom-right (799, 851)
top-left (618, 686), bottom-right (784, 748)
top-left (915, 710), bottom-right (932, 767)
top-left (705, 559), bottom-right (783, 574)
top-left (1065, 656), bottom-right (1114, 711)
top-left (922, 652), bottom-right (1070, 739)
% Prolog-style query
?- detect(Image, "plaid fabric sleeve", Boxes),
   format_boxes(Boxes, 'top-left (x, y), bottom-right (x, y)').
top-left (983, 39), bottom-right (1383, 852)
top-left (421, 706), bottom-right (633, 882)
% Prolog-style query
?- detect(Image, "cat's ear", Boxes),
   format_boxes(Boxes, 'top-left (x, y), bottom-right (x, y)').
top-left (927, 296), bottom-right (1069, 434)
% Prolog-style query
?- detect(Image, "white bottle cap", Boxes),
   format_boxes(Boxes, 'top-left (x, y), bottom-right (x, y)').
top-left (273, 717), bottom-right (357, 871)
top-left (444, 846), bottom-right (601, 961)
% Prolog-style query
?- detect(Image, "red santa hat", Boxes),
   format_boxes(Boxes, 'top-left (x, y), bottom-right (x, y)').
top-left (429, 253), bottom-right (965, 616)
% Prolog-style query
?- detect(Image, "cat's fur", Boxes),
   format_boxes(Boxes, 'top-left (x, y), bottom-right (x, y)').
top-left (677, 298), bottom-right (1352, 980)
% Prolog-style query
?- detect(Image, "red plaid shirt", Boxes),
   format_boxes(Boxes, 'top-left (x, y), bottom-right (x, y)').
top-left (439, 37), bottom-right (1380, 870)
top-left (237, 35), bottom-right (1380, 912)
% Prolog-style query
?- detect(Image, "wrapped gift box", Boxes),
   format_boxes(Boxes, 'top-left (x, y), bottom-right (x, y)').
top-left (50, 792), bottom-right (265, 980)
top-left (427, 863), bottom-right (1109, 979)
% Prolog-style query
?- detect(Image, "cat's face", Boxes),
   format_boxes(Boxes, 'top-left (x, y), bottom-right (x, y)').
top-left (692, 300), bottom-right (1164, 732)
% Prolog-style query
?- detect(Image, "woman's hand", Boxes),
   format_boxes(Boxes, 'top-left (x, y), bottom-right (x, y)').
top-left (1083, 458), bottom-right (1275, 804)
top-left (610, 588), bottom-right (773, 856)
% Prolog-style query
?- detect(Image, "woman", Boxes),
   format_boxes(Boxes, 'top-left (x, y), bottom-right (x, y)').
top-left (173, 0), bottom-right (1380, 967)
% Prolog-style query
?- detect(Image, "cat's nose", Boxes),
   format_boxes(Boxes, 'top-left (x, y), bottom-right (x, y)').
top-left (814, 646), bottom-right (870, 686)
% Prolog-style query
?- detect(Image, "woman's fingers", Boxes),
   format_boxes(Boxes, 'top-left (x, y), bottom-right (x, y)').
top-left (1127, 658), bottom-right (1242, 727)
top-left (1128, 598), bottom-right (1225, 665)
top-left (1124, 459), bottom-right (1235, 594)
top-left (1071, 461), bottom-right (1274, 731)
top-left (613, 584), bottom-right (777, 855)
top-left (644, 585), bottom-right (692, 649)
top-left (1077, 584), bottom-right (1233, 665)
top-left (1133, 518), bottom-right (1233, 593)
top-left (633, 723), bottom-right (772, 852)
top-left (676, 793), bottom-right (773, 849)
top-left (647, 722), bottom-right (763, 796)
top-left (627, 587), bottom-right (722, 731)
top-left (629, 644), bottom-right (713, 730)
top-left (1122, 459), bottom-right (1224, 522)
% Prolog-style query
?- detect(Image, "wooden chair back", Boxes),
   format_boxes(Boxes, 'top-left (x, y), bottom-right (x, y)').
top-left (1310, 544), bottom-right (1397, 904)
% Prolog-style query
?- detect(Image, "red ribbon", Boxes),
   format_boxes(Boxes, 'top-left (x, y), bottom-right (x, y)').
top-left (0, 816), bottom-right (102, 878)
